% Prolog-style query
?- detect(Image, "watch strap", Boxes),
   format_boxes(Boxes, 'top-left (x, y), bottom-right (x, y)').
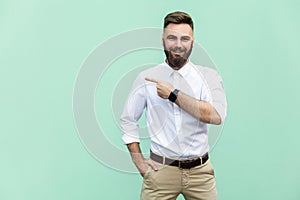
top-left (168, 89), bottom-right (180, 102)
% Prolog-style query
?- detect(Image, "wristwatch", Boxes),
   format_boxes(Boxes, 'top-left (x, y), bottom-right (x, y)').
top-left (168, 89), bottom-right (180, 102)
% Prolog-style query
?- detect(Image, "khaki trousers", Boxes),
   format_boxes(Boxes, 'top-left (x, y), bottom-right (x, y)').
top-left (141, 159), bottom-right (217, 200)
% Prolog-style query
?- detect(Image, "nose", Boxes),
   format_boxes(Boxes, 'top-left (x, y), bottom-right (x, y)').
top-left (174, 38), bottom-right (183, 49)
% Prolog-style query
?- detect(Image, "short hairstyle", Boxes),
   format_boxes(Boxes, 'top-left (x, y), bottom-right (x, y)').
top-left (164, 11), bottom-right (194, 31)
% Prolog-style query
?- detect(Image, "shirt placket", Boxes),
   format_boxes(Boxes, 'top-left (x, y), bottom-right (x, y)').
top-left (172, 71), bottom-right (185, 152)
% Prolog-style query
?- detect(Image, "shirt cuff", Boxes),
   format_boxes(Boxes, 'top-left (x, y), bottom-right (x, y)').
top-left (122, 133), bottom-right (140, 144)
top-left (214, 103), bottom-right (227, 123)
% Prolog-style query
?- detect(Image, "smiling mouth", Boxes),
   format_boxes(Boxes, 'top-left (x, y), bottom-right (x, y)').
top-left (172, 52), bottom-right (184, 56)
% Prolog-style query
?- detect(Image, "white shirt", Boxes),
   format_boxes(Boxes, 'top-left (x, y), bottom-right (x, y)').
top-left (120, 61), bottom-right (227, 159)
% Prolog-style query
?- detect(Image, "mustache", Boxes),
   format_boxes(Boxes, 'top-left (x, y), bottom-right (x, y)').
top-left (168, 47), bottom-right (185, 53)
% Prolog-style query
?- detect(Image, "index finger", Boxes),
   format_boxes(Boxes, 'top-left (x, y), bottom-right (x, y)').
top-left (145, 77), bottom-right (159, 83)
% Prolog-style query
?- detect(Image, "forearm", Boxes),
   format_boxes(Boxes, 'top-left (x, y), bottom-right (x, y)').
top-left (144, 77), bottom-right (222, 125)
top-left (126, 142), bottom-right (158, 176)
top-left (127, 142), bottom-right (145, 166)
top-left (175, 91), bottom-right (221, 125)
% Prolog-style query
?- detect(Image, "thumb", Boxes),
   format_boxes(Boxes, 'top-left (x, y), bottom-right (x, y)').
top-left (147, 160), bottom-right (158, 171)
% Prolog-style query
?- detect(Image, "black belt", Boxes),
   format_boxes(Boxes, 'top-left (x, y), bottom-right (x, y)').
top-left (150, 151), bottom-right (209, 169)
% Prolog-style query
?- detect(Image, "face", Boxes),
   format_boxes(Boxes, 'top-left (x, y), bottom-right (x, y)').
top-left (163, 23), bottom-right (194, 70)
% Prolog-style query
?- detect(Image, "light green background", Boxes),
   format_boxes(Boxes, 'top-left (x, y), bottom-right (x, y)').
top-left (1, 0), bottom-right (300, 200)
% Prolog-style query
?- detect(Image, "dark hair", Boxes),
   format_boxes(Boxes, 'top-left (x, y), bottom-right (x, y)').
top-left (164, 11), bottom-right (194, 30)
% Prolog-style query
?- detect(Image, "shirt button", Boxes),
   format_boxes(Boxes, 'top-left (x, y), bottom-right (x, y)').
top-left (180, 144), bottom-right (186, 150)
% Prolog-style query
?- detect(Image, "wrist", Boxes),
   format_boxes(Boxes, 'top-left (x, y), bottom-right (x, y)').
top-left (132, 154), bottom-right (145, 165)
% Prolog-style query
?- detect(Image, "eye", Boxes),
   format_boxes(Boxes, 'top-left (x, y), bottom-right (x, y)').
top-left (181, 36), bottom-right (191, 42)
top-left (167, 35), bottom-right (177, 40)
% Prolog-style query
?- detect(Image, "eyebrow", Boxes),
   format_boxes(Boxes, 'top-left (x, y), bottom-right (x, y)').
top-left (166, 35), bottom-right (191, 39)
top-left (166, 35), bottom-right (177, 39)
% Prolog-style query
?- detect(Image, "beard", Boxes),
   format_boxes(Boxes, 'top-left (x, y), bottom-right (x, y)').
top-left (163, 41), bottom-right (193, 70)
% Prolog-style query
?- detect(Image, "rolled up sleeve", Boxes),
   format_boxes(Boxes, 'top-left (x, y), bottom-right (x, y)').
top-left (120, 74), bottom-right (146, 144)
top-left (202, 67), bottom-right (227, 123)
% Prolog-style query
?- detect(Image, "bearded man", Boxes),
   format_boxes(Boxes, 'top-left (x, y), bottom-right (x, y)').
top-left (120, 11), bottom-right (227, 200)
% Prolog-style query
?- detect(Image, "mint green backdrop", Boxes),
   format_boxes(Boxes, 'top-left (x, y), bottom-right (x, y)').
top-left (1, 0), bottom-right (299, 200)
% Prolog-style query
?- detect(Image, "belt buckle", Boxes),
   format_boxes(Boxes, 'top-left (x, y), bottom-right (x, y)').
top-left (178, 159), bottom-right (191, 169)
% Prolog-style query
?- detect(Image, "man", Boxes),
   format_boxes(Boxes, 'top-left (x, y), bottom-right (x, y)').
top-left (120, 11), bottom-right (227, 200)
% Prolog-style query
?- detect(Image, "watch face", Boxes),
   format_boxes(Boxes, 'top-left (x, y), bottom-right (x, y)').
top-left (173, 89), bottom-right (179, 96)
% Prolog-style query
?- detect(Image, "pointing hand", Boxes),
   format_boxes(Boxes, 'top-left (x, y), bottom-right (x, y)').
top-left (145, 77), bottom-right (174, 99)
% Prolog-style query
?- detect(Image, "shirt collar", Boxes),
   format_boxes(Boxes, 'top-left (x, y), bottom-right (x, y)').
top-left (162, 60), bottom-right (192, 78)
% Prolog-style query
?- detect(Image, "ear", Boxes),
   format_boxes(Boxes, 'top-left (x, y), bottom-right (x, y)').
top-left (161, 30), bottom-right (166, 45)
top-left (162, 37), bottom-right (165, 47)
